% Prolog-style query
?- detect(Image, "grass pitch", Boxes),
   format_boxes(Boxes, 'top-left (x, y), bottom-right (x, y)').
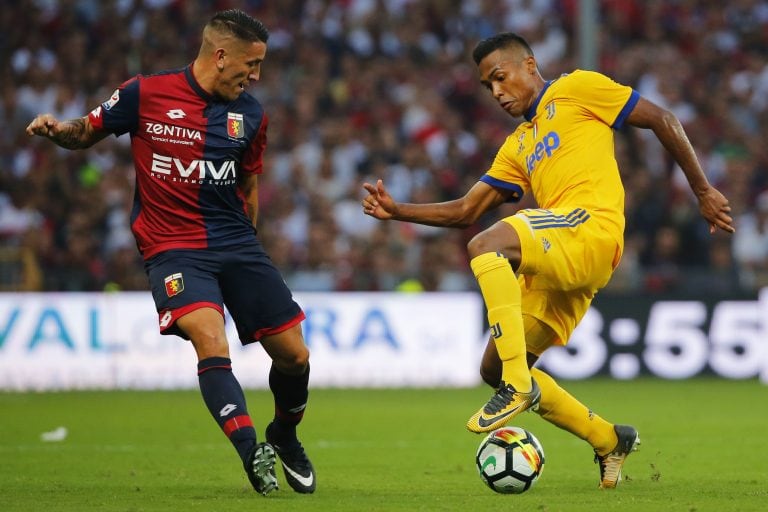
top-left (1, 378), bottom-right (766, 512)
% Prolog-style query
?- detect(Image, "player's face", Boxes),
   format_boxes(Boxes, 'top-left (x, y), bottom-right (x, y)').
top-left (478, 49), bottom-right (539, 118)
top-left (216, 40), bottom-right (267, 101)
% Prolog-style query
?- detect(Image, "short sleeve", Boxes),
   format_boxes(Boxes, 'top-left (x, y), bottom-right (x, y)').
top-left (566, 70), bottom-right (639, 129)
top-left (88, 76), bottom-right (140, 136)
top-left (479, 133), bottom-right (528, 203)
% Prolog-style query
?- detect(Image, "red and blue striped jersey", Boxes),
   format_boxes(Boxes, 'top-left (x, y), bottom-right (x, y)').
top-left (88, 65), bottom-right (267, 260)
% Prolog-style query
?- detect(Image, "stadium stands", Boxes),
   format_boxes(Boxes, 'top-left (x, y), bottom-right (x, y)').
top-left (2, 0), bottom-right (767, 293)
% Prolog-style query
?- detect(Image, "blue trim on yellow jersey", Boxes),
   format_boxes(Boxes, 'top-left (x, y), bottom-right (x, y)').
top-left (527, 208), bottom-right (591, 229)
top-left (613, 90), bottom-right (640, 129)
top-left (524, 80), bottom-right (554, 122)
top-left (480, 175), bottom-right (524, 202)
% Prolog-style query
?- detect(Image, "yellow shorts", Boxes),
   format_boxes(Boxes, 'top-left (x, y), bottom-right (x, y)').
top-left (503, 207), bottom-right (623, 348)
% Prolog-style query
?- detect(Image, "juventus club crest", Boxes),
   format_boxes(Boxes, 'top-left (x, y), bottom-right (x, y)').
top-left (227, 112), bottom-right (244, 138)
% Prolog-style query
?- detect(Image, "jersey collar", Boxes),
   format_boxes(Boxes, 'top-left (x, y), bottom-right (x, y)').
top-left (524, 80), bottom-right (553, 122)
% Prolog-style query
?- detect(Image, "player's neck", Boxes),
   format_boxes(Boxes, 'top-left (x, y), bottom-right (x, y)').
top-left (190, 59), bottom-right (216, 97)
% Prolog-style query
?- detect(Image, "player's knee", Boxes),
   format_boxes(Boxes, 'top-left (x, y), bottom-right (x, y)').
top-left (191, 333), bottom-right (230, 359)
top-left (274, 346), bottom-right (310, 375)
top-left (467, 224), bottom-right (522, 268)
top-left (467, 230), bottom-right (497, 259)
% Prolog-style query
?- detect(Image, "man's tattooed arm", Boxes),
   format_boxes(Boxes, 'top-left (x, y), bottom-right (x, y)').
top-left (49, 118), bottom-right (86, 149)
top-left (26, 115), bottom-right (109, 150)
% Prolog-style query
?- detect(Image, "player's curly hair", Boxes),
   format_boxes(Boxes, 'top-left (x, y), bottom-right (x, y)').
top-left (209, 9), bottom-right (269, 43)
top-left (472, 32), bottom-right (533, 65)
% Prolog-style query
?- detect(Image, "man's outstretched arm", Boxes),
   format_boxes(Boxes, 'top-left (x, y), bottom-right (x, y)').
top-left (26, 114), bottom-right (109, 150)
top-left (362, 179), bottom-right (508, 229)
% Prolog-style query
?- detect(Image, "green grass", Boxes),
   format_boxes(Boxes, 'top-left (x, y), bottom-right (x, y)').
top-left (1, 379), bottom-right (766, 511)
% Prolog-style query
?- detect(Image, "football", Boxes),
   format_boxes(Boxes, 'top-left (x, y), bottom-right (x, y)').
top-left (475, 426), bottom-right (545, 494)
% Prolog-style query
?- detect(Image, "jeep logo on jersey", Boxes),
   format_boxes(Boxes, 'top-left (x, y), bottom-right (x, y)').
top-left (525, 131), bottom-right (561, 175)
top-left (151, 152), bottom-right (236, 181)
top-left (227, 112), bottom-right (244, 138)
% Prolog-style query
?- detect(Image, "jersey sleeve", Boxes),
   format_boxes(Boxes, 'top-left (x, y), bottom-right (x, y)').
top-left (479, 133), bottom-right (528, 203)
top-left (241, 112), bottom-right (267, 175)
top-left (567, 70), bottom-right (639, 130)
top-left (87, 76), bottom-right (140, 137)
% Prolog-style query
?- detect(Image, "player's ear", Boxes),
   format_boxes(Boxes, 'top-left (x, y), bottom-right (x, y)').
top-left (215, 48), bottom-right (226, 71)
top-left (524, 55), bottom-right (537, 75)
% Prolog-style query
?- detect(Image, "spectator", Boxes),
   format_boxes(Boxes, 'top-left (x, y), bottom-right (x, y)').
top-left (4, 1), bottom-right (767, 294)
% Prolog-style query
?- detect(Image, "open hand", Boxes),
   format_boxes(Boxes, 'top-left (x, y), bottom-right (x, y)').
top-left (362, 179), bottom-right (397, 220)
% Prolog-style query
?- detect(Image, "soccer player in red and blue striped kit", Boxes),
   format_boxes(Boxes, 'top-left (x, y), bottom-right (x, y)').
top-left (26, 9), bottom-right (314, 495)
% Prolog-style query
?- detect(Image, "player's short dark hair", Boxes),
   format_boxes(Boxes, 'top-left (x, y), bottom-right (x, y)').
top-left (209, 9), bottom-right (269, 43)
top-left (472, 33), bottom-right (533, 65)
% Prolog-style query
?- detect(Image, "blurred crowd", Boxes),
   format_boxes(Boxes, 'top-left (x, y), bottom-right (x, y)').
top-left (1, 0), bottom-right (768, 295)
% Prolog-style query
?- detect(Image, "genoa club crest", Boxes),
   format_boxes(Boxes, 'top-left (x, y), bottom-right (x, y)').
top-left (164, 273), bottom-right (184, 297)
top-left (227, 112), bottom-right (244, 138)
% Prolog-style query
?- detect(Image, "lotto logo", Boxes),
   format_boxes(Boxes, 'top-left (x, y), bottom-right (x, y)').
top-left (159, 310), bottom-right (173, 328)
top-left (166, 109), bottom-right (186, 119)
top-left (219, 404), bottom-right (237, 417)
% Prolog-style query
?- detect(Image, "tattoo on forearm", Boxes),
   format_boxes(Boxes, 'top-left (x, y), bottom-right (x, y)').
top-left (54, 118), bottom-right (91, 149)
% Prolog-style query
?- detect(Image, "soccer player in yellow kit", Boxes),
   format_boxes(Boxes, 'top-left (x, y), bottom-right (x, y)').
top-left (362, 33), bottom-right (735, 488)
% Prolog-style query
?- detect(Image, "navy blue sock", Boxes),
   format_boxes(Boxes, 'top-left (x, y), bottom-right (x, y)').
top-left (198, 357), bottom-right (256, 464)
top-left (268, 363), bottom-right (309, 441)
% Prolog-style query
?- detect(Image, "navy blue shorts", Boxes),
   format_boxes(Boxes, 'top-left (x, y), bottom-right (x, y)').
top-left (144, 241), bottom-right (304, 344)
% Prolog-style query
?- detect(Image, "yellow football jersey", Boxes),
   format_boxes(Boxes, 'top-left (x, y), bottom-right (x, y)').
top-left (481, 70), bottom-right (639, 247)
